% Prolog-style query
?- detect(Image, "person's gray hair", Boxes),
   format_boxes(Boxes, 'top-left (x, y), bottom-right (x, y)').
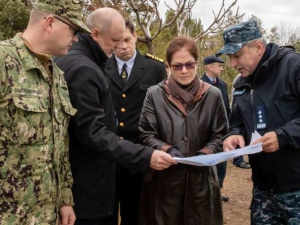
top-left (86, 8), bottom-right (122, 35)
top-left (246, 37), bottom-right (267, 48)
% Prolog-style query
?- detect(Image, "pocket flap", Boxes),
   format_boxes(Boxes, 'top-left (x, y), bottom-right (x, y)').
top-left (12, 87), bottom-right (48, 112)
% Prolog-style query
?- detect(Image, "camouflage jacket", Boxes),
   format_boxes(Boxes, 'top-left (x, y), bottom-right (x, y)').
top-left (0, 34), bottom-right (76, 224)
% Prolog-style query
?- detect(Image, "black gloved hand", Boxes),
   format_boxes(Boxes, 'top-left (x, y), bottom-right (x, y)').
top-left (167, 146), bottom-right (183, 158)
top-left (195, 148), bottom-right (213, 156)
top-left (195, 150), bottom-right (207, 156)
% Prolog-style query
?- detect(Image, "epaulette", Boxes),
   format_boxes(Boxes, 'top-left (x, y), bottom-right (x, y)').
top-left (145, 53), bottom-right (164, 63)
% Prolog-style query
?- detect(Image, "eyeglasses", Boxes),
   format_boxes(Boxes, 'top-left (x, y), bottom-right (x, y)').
top-left (171, 62), bottom-right (196, 71)
top-left (54, 16), bottom-right (79, 36)
top-left (45, 16), bottom-right (79, 36)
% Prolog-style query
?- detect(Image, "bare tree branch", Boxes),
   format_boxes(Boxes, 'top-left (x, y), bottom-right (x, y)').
top-left (194, 0), bottom-right (241, 41)
top-left (162, 0), bottom-right (188, 31)
top-left (102, 0), bottom-right (241, 53)
top-left (176, 0), bottom-right (196, 36)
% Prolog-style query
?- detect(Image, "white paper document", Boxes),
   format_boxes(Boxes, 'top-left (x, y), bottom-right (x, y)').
top-left (174, 131), bottom-right (262, 167)
top-left (250, 131), bottom-right (262, 144)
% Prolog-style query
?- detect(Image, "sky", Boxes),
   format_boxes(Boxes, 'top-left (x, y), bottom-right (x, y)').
top-left (162, 0), bottom-right (300, 32)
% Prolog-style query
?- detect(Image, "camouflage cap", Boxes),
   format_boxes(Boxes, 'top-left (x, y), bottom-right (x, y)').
top-left (33, 0), bottom-right (91, 33)
top-left (216, 20), bottom-right (262, 56)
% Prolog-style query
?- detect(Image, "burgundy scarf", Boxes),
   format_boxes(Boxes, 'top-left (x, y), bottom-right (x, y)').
top-left (168, 75), bottom-right (200, 110)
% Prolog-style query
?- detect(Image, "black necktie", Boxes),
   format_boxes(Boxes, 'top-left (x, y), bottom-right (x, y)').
top-left (120, 63), bottom-right (128, 85)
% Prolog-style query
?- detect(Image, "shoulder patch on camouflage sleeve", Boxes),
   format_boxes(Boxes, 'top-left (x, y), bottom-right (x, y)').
top-left (145, 53), bottom-right (164, 63)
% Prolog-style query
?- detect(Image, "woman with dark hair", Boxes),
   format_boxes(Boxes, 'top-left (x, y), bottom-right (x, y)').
top-left (138, 36), bottom-right (228, 225)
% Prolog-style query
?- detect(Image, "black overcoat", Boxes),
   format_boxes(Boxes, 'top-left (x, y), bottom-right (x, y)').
top-left (55, 33), bottom-right (154, 219)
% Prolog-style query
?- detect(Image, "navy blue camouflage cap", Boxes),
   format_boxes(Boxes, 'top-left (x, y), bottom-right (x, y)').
top-left (204, 56), bottom-right (225, 65)
top-left (33, 0), bottom-right (91, 33)
top-left (216, 20), bottom-right (262, 56)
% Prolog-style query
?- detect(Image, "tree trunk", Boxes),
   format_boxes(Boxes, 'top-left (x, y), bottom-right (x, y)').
top-left (146, 40), bottom-right (155, 55)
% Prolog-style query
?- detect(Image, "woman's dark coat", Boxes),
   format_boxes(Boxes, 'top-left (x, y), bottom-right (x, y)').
top-left (139, 79), bottom-right (229, 225)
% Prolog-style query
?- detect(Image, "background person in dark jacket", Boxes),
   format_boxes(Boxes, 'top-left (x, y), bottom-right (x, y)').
top-left (105, 19), bottom-right (166, 225)
top-left (202, 56), bottom-right (230, 116)
top-left (219, 20), bottom-right (300, 224)
top-left (55, 8), bottom-right (176, 225)
top-left (139, 36), bottom-right (228, 225)
top-left (201, 55), bottom-right (231, 202)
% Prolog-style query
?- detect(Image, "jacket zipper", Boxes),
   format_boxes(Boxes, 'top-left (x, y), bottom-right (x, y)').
top-left (250, 89), bottom-right (256, 132)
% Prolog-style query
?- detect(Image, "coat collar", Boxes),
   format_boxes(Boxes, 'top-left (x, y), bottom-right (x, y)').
top-left (160, 78), bottom-right (211, 115)
top-left (105, 50), bottom-right (146, 91)
top-left (12, 34), bottom-right (52, 84)
top-left (201, 73), bottom-right (226, 89)
top-left (70, 33), bottom-right (108, 72)
top-left (234, 43), bottom-right (294, 89)
top-left (201, 74), bottom-right (214, 84)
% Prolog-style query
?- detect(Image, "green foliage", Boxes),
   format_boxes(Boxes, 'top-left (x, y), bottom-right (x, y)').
top-left (150, 10), bottom-right (177, 60)
top-left (267, 26), bottom-right (280, 43)
top-left (0, 0), bottom-right (30, 40)
top-left (151, 27), bottom-right (173, 60)
top-left (184, 18), bottom-right (203, 37)
top-left (248, 15), bottom-right (267, 36)
top-left (292, 41), bottom-right (300, 52)
top-left (150, 10), bottom-right (204, 61)
top-left (288, 34), bottom-right (300, 52)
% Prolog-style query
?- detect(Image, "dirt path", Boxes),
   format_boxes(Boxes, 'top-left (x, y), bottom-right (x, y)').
top-left (222, 158), bottom-right (253, 225)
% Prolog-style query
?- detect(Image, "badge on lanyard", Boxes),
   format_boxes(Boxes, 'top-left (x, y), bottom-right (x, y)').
top-left (255, 105), bottom-right (266, 130)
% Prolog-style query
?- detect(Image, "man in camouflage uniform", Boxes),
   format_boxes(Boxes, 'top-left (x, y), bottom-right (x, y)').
top-left (0, 0), bottom-right (90, 224)
top-left (219, 20), bottom-right (300, 224)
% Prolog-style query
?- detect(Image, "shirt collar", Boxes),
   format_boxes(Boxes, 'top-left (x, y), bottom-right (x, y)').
top-left (19, 33), bottom-right (51, 64)
top-left (205, 73), bottom-right (217, 82)
top-left (115, 50), bottom-right (137, 71)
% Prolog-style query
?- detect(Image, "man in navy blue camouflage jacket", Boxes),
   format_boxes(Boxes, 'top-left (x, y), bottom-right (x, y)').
top-left (218, 20), bottom-right (300, 224)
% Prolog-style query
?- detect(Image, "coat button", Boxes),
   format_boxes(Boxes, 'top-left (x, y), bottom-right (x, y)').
top-left (119, 122), bottom-right (124, 127)
top-left (121, 108), bottom-right (125, 112)
top-left (183, 137), bottom-right (188, 142)
top-left (122, 94), bottom-right (126, 98)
